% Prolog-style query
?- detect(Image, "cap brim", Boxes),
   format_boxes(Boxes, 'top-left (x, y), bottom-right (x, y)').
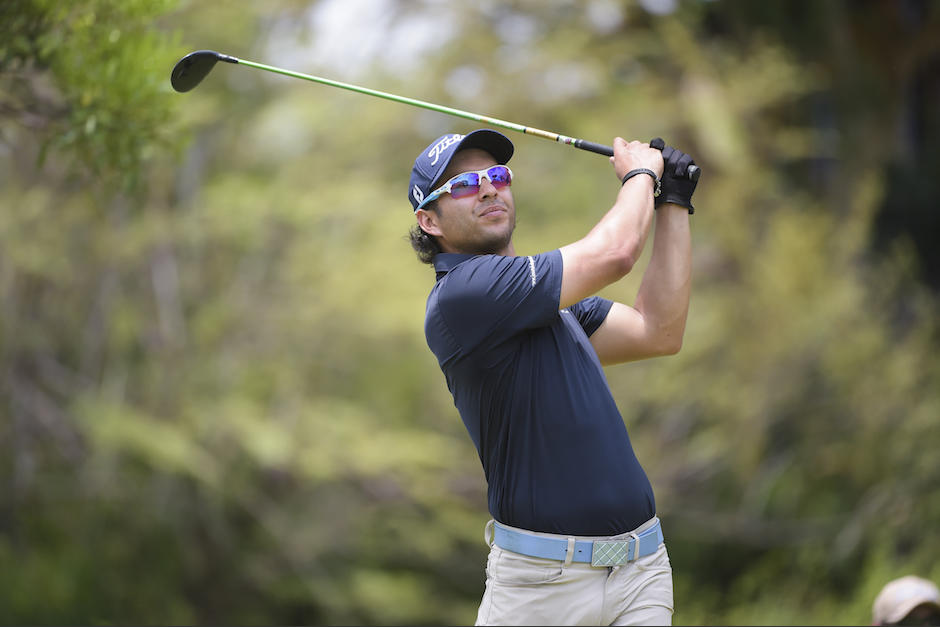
top-left (455, 129), bottom-right (514, 164)
top-left (887, 600), bottom-right (940, 624)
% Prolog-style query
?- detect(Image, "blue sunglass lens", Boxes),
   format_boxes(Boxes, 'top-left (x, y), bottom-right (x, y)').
top-left (487, 166), bottom-right (511, 188)
top-left (445, 167), bottom-right (512, 199)
top-left (448, 173), bottom-right (481, 198)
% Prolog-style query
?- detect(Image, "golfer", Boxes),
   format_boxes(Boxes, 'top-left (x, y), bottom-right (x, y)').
top-left (407, 128), bottom-right (697, 626)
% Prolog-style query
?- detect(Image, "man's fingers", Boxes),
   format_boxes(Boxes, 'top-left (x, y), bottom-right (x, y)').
top-left (675, 153), bottom-right (694, 177)
top-left (659, 145), bottom-right (694, 177)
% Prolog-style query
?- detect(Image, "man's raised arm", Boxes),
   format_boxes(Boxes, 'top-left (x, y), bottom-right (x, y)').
top-left (559, 137), bottom-right (664, 309)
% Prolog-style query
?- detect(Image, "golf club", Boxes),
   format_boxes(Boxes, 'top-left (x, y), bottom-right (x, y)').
top-left (171, 50), bottom-right (700, 181)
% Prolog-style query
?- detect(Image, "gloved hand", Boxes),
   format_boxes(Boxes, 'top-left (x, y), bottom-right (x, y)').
top-left (650, 137), bottom-right (698, 214)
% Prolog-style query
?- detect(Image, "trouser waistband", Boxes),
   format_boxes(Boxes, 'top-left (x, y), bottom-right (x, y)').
top-left (489, 518), bottom-right (663, 567)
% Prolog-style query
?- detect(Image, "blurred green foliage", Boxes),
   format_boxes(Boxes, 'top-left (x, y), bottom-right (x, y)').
top-left (1, 0), bottom-right (938, 625)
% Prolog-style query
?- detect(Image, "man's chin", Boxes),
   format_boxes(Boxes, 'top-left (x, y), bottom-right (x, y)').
top-left (476, 230), bottom-right (514, 255)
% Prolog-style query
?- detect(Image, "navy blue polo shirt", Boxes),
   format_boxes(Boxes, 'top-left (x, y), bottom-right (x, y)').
top-left (425, 250), bottom-right (655, 536)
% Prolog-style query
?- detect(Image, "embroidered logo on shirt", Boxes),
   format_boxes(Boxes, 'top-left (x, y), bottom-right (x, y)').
top-left (527, 256), bottom-right (536, 286)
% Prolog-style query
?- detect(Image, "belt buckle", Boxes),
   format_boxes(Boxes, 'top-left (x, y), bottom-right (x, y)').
top-left (591, 540), bottom-right (629, 566)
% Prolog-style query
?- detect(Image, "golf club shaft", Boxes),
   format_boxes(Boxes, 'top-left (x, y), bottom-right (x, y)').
top-left (230, 56), bottom-right (612, 155)
top-left (188, 52), bottom-right (699, 180)
top-left (219, 55), bottom-right (699, 178)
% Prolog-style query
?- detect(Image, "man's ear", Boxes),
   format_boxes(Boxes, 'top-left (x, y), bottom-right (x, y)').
top-left (415, 208), bottom-right (443, 237)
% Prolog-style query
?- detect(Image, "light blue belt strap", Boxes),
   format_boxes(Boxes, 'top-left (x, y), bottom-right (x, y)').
top-left (492, 519), bottom-right (663, 567)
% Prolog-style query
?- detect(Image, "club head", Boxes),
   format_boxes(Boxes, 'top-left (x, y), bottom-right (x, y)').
top-left (171, 50), bottom-right (237, 92)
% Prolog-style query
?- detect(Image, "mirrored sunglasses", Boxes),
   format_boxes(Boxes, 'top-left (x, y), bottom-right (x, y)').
top-left (416, 165), bottom-right (513, 211)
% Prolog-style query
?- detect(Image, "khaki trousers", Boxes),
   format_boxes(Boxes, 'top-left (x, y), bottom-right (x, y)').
top-left (475, 518), bottom-right (673, 626)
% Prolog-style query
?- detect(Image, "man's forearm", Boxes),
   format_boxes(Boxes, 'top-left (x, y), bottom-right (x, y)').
top-left (558, 174), bottom-right (657, 309)
top-left (592, 173), bottom-right (658, 268)
top-left (633, 204), bottom-right (691, 352)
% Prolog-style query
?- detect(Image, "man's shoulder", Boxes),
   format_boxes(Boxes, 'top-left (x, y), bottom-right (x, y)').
top-left (428, 250), bottom-right (563, 320)
top-left (435, 250), bottom-right (561, 282)
top-left (429, 255), bottom-right (494, 310)
top-left (432, 254), bottom-right (504, 294)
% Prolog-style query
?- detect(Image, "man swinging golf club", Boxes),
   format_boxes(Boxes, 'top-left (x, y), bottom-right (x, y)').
top-left (170, 48), bottom-right (702, 625)
top-left (408, 128), bottom-right (698, 626)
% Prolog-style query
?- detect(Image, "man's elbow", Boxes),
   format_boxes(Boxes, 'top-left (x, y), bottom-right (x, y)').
top-left (614, 252), bottom-right (638, 277)
top-left (655, 333), bottom-right (683, 356)
top-left (661, 338), bottom-right (683, 356)
top-left (608, 239), bottom-right (643, 277)
top-left (591, 249), bottom-right (637, 287)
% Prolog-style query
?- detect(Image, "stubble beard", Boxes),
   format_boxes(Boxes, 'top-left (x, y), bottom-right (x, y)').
top-left (473, 211), bottom-right (515, 255)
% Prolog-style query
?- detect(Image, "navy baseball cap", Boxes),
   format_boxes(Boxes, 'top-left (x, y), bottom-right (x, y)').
top-left (408, 129), bottom-right (514, 212)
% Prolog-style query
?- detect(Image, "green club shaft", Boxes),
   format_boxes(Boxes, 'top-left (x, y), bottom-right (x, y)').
top-left (173, 50), bottom-right (700, 179)
top-left (231, 57), bottom-right (610, 155)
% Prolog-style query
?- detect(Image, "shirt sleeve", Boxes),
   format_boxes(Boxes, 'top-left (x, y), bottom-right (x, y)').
top-left (568, 296), bottom-right (614, 337)
top-left (435, 250), bottom-right (563, 354)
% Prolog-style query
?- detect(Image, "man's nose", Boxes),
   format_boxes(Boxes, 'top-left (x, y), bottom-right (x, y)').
top-left (478, 177), bottom-right (498, 197)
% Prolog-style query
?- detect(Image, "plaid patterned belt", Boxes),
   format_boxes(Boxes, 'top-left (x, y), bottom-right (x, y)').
top-left (492, 518), bottom-right (663, 567)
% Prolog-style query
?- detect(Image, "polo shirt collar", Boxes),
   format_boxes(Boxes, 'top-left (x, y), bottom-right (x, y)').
top-left (433, 253), bottom-right (476, 281)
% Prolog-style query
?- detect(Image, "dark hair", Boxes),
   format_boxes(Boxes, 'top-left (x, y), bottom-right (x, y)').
top-left (408, 202), bottom-right (442, 264)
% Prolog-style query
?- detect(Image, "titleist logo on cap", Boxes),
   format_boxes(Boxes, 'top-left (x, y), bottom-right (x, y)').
top-left (428, 134), bottom-right (464, 165)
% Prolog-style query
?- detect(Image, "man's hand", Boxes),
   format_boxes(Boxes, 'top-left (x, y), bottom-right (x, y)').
top-left (651, 139), bottom-right (698, 213)
top-left (610, 137), bottom-right (664, 182)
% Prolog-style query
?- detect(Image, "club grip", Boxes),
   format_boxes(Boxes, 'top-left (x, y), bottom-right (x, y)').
top-left (574, 139), bottom-right (614, 157)
top-left (575, 138), bottom-right (700, 181)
